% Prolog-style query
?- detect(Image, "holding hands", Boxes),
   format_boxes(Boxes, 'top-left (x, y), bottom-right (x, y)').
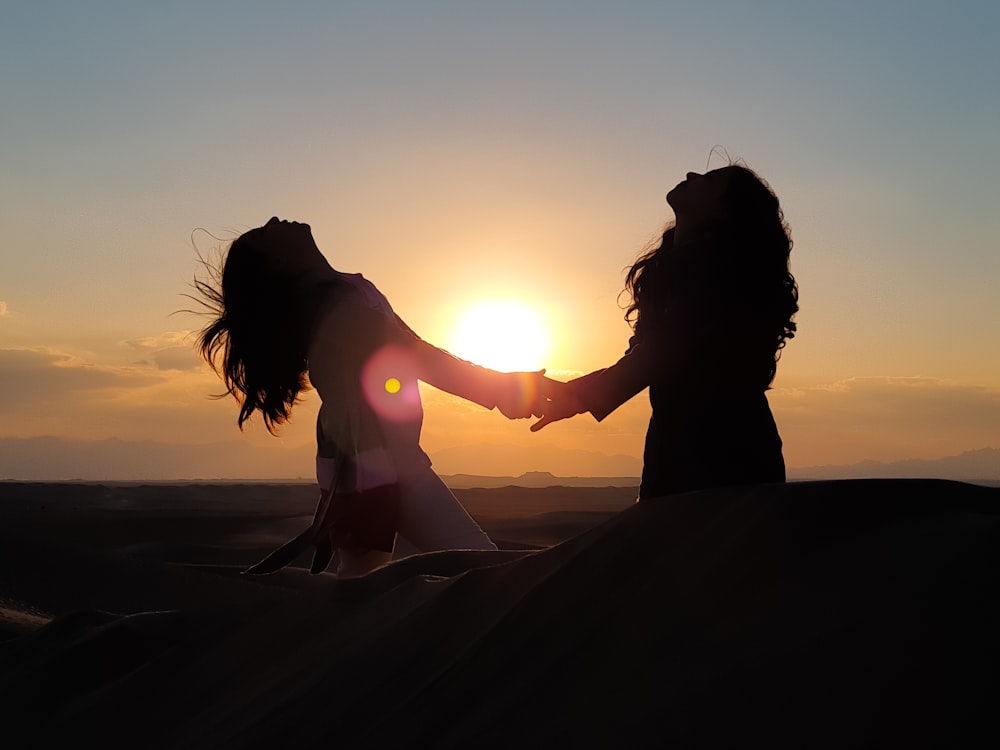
top-left (530, 377), bottom-right (585, 431)
top-left (492, 370), bottom-right (586, 430)
top-left (493, 369), bottom-right (550, 419)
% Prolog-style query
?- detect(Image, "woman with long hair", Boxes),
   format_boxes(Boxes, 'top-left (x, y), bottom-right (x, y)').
top-left (197, 217), bottom-right (545, 576)
top-left (533, 165), bottom-right (798, 498)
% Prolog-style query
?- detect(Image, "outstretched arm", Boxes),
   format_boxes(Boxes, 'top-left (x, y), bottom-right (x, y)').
top-left (530, 335), bottom-right (656, 432)
top-left (570, 338), bottom-right (655, 421)
top-left (394, 314), bottom-right (546, 419)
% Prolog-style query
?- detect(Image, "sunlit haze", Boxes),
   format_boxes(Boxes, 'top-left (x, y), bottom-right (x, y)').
top-left (448, 300), bottom-right (550, 372)
top-left (2, 2), bottom-right (998, 480)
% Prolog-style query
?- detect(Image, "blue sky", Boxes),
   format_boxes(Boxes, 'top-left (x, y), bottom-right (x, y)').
top-left (2, 1), bottom-right (998, 477)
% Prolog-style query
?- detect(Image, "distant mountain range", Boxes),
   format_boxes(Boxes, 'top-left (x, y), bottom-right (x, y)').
top-left (441, 471), bottom-right (640, 489)
top-left (0, 437), bottom-right (996, 485)
top-left (788, 447), bottom-right (1000, 483)
top-left (428, 443), bottom-right (643, 478)
top-left (445, 447), bottom-right (1000, 488)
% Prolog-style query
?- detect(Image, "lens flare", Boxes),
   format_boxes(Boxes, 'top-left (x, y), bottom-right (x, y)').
top-left (361, 345), bottom-right (422, 422)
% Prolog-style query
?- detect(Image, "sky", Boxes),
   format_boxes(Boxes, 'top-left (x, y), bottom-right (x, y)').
top-left (2, 1), bottom-right (999, 479)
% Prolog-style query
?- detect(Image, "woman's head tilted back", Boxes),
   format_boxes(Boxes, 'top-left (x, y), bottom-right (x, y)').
top-left (667, 165), bottom-right (790, 270)
top-left (196, 218), bottom-right (330, 433)
top-left (626, 164), bottom-right (798, 381)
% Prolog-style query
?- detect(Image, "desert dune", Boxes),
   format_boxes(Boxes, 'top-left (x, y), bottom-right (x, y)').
top-left (0, 478), bottom-right (997, 748)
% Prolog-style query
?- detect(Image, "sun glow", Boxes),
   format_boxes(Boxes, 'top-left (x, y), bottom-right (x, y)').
top-left (448, 300), bottom-right (550, 372)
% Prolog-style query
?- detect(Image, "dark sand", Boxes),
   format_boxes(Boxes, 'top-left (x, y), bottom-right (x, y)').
top-left (0, 479), bottom-right (997, 748)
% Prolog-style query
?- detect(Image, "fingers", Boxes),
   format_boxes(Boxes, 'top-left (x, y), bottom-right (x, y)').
top-left (520, 370), bottom-right (553, 418)
top-left (496, 370), bottom-right (583, 428)
top-left (499, 405), bottom-right (533, 420)
top-left (530, 413), bottom-right (558, 432)
top-left (539, 376), bottom-right (570, 401)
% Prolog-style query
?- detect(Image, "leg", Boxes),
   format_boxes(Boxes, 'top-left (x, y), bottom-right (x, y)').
top-left (395, 469), bottom-right (498, 552)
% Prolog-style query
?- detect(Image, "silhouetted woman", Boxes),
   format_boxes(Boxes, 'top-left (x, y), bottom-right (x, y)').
top-left (533, 166), bottom-right (798, 498)
top-left (197, 218), bottom-right (544, 576)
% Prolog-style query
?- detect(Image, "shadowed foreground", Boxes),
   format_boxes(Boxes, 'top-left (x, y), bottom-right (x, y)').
top-left (0, 479), bottom-right (997, 748)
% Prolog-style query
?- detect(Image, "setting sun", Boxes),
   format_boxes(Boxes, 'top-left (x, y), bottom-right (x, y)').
top-left (448, 300), bottom-right (550, 372)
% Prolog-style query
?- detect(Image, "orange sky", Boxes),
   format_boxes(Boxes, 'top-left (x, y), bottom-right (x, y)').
top-left (2, 3), bottom-right (999, 479)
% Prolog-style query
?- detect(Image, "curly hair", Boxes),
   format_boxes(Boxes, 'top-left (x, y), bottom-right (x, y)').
top-left (623, 165), bottom-right (798, 385)
top-left (193, 228), bottom-right (324, 434)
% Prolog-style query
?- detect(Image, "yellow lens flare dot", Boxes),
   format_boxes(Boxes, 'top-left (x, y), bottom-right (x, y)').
top-left (384, 377), bottom-right (401, 394)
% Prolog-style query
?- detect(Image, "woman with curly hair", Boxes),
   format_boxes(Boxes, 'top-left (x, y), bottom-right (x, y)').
top-left (533, 165), bottom-right (798, 498)
top-left (197, 217), bottom-right (545, 576)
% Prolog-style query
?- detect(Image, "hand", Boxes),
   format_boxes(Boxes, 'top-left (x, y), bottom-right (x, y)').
top-left (530, 378), bottom-right (585, 431)
top-left (495, 369), bottom-right (548, 419)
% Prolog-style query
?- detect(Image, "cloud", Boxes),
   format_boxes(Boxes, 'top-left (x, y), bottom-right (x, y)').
top-left (0, 348), bottom-right (159, 408)
top-left (771, 377), bottom-right (1000, 466)
top-left (124, 331), bottom-right (201, 371)
top-left (0, 344), bottom-right (323, 449)
top-left (0, 301), bottom-right (8, 317)
top-left (150, 347), bottom-right (202, 371)
top-left (777, 377), bottom-right (1000, 430)
top-left (0, 347), bottom-right (221, 442)
top-left (3, 348), bottom-right (997, 478)
top-left (125, 331), bottom-right (193, 350)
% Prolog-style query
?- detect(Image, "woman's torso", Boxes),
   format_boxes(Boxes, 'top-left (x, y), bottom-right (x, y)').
top-left (635, 255), bottom-right (787, 496)
top-left (308, 275), bottom-right (430, 480)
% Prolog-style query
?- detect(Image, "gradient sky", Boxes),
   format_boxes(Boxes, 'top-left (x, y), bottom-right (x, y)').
top-left (2, 1), bottom-right (998, 479)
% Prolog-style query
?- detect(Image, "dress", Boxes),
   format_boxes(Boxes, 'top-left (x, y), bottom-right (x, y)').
top-left (245, 272), bottom-right (512, 574)
top-left (570, 259), bottom-right (786, 499)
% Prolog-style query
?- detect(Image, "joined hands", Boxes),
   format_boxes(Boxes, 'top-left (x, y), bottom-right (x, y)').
top-left (529, 377), bottom-right (585, 431)
top-left (493, 370), bottom-right (549, 420)
top-left (493, 371), bottom-right (586, 430)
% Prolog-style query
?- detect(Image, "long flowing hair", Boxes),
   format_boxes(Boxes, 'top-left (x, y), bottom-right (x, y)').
top-left (192, 228), bottom-right (326, 434)
top-left (623, 165), bottom-right (798, 384)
